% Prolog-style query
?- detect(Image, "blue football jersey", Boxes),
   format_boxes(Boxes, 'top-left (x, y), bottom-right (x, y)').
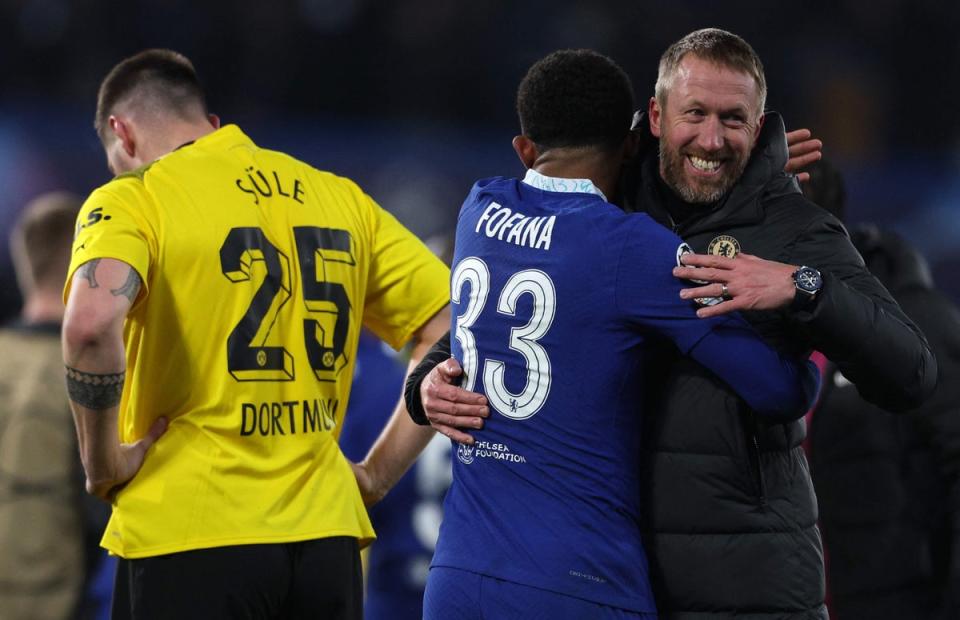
top-left (434, 170), bottom-right (816, 613)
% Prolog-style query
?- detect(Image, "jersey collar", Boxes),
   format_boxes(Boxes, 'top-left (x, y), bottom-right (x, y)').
top-left (192, 124), bottom-right (254, 151)
top-left (522, 169), bottom-right (608, 202)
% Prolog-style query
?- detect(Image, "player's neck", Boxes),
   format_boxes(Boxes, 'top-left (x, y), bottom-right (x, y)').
top-left (532, 148), bottom-right (620, 200)
top-left (142, 119), bottom-right (218, 162)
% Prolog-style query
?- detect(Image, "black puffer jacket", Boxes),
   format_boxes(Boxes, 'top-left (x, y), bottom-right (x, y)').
top-left (810, 228), bottom-right (960, 620)
top-left (622, 113), bottom-right (936, 619)
top-left (405, 114), bottom-right (937, 619)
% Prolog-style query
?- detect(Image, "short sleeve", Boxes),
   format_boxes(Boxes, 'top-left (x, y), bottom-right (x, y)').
top-left (63, 181), bottom-right (155, 305)
top-left (361, 198), bottom-right (450, 350)
top-left (614, 216), bottom-right (732, 352)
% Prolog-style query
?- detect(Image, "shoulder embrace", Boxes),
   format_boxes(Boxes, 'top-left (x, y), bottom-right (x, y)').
top-left (620, 212), bottom-right (685, 267)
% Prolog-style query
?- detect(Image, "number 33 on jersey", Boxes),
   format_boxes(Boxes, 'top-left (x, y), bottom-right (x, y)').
top-left (452, 257), bottom-right (556, 420)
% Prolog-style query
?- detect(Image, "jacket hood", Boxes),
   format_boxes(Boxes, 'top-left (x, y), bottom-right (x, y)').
top-left (624, 110), bottom-right (802, 235)
top-left (851, 225), bottom-right (934, 293)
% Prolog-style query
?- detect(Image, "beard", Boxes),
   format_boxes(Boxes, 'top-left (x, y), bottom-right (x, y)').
top-left (658, 137), bottom-right (749, 204)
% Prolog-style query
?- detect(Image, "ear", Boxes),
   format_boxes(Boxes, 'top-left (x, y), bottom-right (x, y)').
top-left (208, 113), bottom-right (221, 129)
top-left (512, 135), bottom-right (539, 169)
top-left (109, 116), bottom-right (136, 158)
top-left (754, 112), bottom-right (765, 141)
top-left (648, 97), bottom-right (662, 138)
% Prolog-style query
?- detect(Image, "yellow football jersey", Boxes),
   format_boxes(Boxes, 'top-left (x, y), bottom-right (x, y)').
top-left (65, 125), bottom-right (450, 558)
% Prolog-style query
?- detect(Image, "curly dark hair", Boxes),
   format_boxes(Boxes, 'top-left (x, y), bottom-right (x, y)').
top-left (516, 49), bottom-right (634, 151)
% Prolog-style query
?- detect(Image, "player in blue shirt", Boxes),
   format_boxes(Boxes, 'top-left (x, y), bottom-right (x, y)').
top-left (419, 50), bottom-right (820, 619)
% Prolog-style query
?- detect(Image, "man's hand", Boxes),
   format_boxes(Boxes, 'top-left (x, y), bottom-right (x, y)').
top-left (673, 253), bottom-right (798, 318)
top-left (85, 416), bottom-right (167, 501)
top-left (350, 460), bottom-right (380, 507)
top-left (785, 128), bottom-right (823, 182)
top-left (421, 358), bottom-right (489, 445)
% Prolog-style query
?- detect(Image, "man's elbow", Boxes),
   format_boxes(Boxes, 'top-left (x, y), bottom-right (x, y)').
top-left (878, 348), bottom-right (939, 412)
top-left (62, 304), bottom-right (120, 361)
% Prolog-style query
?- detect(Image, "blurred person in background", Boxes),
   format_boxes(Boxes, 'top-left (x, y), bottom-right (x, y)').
top-left (406, 29), bottom-right (937, 619)
top-left (338, 329), bottom-right (451, 620)
top-left (0, 192), bottom-right (106, 619)
top-left (62, 49), bottom-right (449, 619)
top-left (340, 234), bottom-right (454, 620)
top-left (805, 159), bottom-right (960, 620)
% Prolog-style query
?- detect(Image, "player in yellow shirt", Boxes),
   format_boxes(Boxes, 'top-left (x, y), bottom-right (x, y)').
top-left (62, 49), bottom-right (449, 618)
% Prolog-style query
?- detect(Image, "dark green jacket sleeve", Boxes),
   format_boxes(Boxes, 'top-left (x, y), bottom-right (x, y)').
top-left (786, 215), bottom-right (937, 411)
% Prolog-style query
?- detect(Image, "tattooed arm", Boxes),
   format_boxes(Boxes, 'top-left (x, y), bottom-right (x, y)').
top-left (62, 258), bottom-right (165, 501)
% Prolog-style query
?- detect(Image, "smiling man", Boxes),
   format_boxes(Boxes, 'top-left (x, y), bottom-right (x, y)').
top-left (622, 28), bottom-right (937, 619)
top-left (405, 29), bottom-right (937, 620)
top-left (652, 53), bottom-right (763, 204)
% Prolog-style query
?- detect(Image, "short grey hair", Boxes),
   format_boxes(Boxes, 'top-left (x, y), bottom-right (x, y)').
top-left (654, 28), bottom-right (767, 119)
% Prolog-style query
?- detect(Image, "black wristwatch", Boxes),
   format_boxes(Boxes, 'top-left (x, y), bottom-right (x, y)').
top-left (792, 266), bottom-right (823, 308)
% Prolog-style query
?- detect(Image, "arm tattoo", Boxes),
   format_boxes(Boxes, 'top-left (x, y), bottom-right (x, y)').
top-left (65, 366), bottom-right (125, 410)
top-left (111, 267), bottom-right (142, 302)
top-left (78, 259), bottom-right (101, 289)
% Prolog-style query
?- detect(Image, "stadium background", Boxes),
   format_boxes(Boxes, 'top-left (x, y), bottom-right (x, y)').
top-left (1, 0), bottom-right (958, 317)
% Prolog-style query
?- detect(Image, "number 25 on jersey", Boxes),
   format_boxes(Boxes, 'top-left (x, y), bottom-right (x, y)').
top-left (220, 226), bottom-right (354, 383)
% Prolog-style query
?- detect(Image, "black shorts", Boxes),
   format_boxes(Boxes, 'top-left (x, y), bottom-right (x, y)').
top-left (112, 537), bottom-right (361, 620)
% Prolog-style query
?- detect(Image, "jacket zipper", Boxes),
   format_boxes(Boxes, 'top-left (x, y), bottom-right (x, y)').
top-left (751, 430), bottom-right (768, 508)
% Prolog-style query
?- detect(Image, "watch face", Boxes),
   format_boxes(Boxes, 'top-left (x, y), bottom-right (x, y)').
top-left (796, 267), bottom-right (822, 293)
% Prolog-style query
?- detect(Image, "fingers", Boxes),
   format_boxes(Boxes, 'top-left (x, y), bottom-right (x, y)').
top-left (435, 357), bottom-right (464, 380)
top-left (425, 398), bottom-right (489, 420)
top-left (350, 462), bottom-right (380, 506)
top-left (785, 128), bottom-right (812, 146)
top-left (423, 358), bottom-right (487, 408)
top-left (428, 407), bottom-right (485, 429)
top-left (784, 127), bottom-right (823, 175)
top-left (673, 266), bottom-right (724, 282)
top-left (784, 149), bottom-right (822, 174)
top-left (126, 417), bottom-right (168, 467)
top-left (677, 253), bottom-right (735, 269)
top-left (680, 283), bottom-right (728, 301)
top-left (83, 418), bottom-right (168, 503)
top-left (140, 417), bottom-right (168, 449)
top-left (426, 381), bottom-right (487, 406)
top-left (695, 297), bottom-right (745, 318)
top-left (423, 373), bottom-right (488, 409)
top-left (430, 422), bottom-right (477, 445)
top-left (787, 138), bottom-right (822, 157)
top-left (85, 478), bottom-right (113, 501)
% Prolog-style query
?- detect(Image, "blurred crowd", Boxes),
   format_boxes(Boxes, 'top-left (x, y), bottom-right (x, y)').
top-left (1, 1), bottom-right (959, 319)
top-left (1, 3), bottom-right (959, 618)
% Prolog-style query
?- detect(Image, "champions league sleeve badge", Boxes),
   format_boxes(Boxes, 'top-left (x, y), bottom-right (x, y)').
top-left (676, 242), bottom-right (722, 307)
top-left (676, 240), bottom-right (736, 307)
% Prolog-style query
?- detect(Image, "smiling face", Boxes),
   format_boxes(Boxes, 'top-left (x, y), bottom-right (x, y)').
top-left (650, 54), bottom-right (764, 204)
